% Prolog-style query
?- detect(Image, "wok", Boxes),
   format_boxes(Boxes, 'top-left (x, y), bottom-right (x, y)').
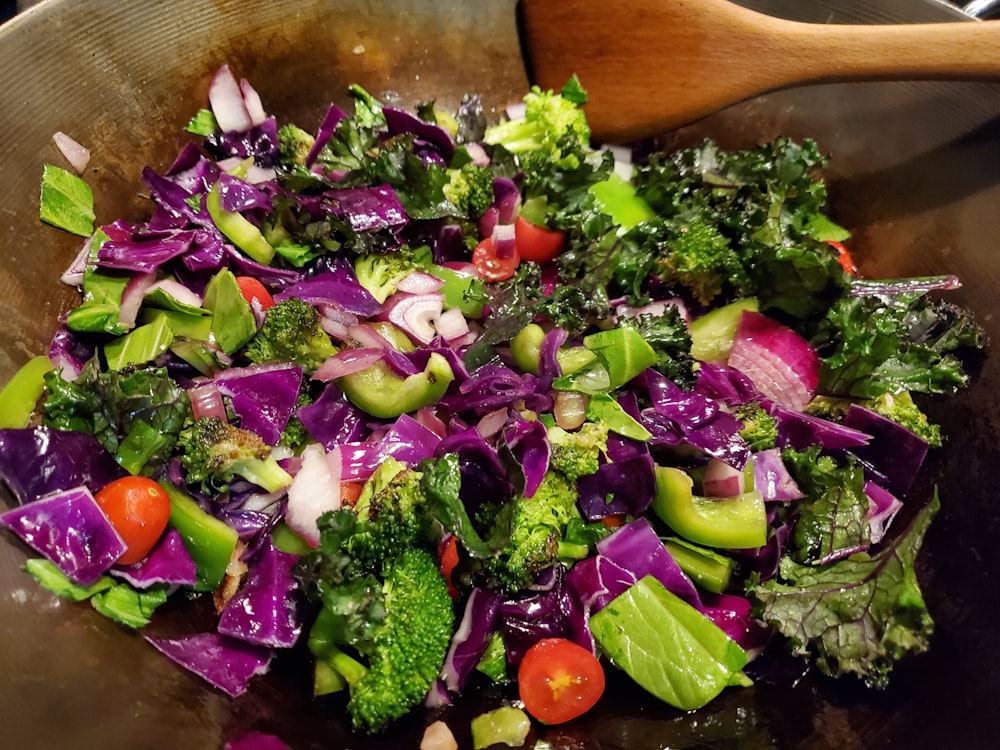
top-left (2, 1), bottom-right (1000, 748)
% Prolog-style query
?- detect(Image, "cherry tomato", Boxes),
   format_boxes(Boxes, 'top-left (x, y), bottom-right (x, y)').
top-left (235, 276), bottom-right (275, 311)
top-left (339, 481), bottom-right (364, 507)
top-left (515, 215), bottom-right (565, 264)
top-left (472, 238), bottom-right (520, 282)
top-left (600, 514), bottom-right (626, 530)
top-left (94, 477), bottom-right (172, 565)
top-left (824, 240), bottom-right (856, 275)
top-left (518, 638), bottom-right (606, 724)
top-left (437, 534), bottom-right (460, 600)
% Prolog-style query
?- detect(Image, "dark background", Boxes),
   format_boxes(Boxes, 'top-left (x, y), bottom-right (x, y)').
top-left (1, 2), bottom-right (14, 22)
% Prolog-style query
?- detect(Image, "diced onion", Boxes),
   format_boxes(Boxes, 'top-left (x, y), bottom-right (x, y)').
top-left (396, 271), bottom-right (446, 294)
top-left (312, 348), bottom-right (384, 382)
top-left (209, 64), bottom-right (253, 133)
top-left (52, 131), bottom-right (91, 173)
top-left (434, 307), bottom-right (470, 342)
top-left (382, 292), bottom-right (445, 345)
top-left (285, 444), bottom-right (341, 546)
top-left (702, 458), bottom-right (746, 498)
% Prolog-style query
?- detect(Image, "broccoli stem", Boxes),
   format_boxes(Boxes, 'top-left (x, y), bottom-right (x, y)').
top-left (231, 456), bottom-right (293, 493)
top-left (557, 540), bottom-right (590, 561)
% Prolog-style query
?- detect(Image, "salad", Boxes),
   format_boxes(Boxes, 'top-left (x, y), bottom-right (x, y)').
top-left (0, 64), bottom-right (988, 747)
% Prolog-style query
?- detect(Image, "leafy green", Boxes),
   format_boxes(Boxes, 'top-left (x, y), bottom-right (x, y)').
top-left (39, 164), bottom-right (95, 237)
top-left (749, 491), bottom-right (939, 688)
top-left (813, 285), bottom-right (987, 398)
top-left (42, 360), bottom-right (190, 472)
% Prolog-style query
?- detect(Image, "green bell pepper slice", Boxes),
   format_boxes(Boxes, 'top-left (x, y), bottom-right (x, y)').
top-left (337, 352), bottom-right (455, 419)
top-left (0, 355), bottom-right (53, 428)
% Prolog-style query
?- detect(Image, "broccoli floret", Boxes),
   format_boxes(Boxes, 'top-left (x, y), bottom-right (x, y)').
top-left (865, 391), bottom-right (942, 447)
top-left (177, 416), bottom-right (292, 493)
top-left (442, 162), bottom-right (495, 219)
top-left (353, 252), bottom-right (422, 304)
top-left (656, 219), bottom-right (741, 305)
top-left (483, 83), bottom-right (592, 171)
top-left (735, 401), bottom-right (779, 451)
top-left (484, 470), bottom-right (584, 592)
top-left (304, 531), bottom-right (454, 732)
top-left (277, 123), bottom-right (316, 168)
top-left (546, 421), bottom-right (609, 483)
top-left (243, 297), bottom-right (337, 373)
top-left (277, 386), bottom-right (312, 452)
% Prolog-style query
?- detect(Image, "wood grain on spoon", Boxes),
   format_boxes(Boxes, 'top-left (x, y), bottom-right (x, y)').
top-left (520, 0), bottom-right (1000, 142)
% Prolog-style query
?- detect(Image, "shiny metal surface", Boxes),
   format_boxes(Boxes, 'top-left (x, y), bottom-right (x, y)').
top-left (2, 1), bottom-right (999, 748)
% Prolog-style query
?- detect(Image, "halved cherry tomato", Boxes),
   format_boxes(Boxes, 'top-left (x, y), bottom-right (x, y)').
top-left (437, 534), bottom-right (460, 599)
top-left (235, 276), bottom-right (275, 311)
top-left (515, 215), bottom-right (565, 264)
top-left (518, 637), bottom-right (606, 724)
top-left (824, 240), bottom-right (856, 275)
top-left (472, 238), bottom-right (520, 282)
top-left (600, 514), bottom-right (626, 530)
top-left (94, 476), bottom-right (172, 565)
top-left (339, 481), bottom-right (364, 507)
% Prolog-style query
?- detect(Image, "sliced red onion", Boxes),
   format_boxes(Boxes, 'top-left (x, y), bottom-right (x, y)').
top-left (318, 304), bottom-right (360, 328)
top-left (864, 480), bottom-right (904, 544)
top-left (382, 292), bottom-right (445, 345)
top-left (478, 205), bottom-right (499, 240)
top-left (117, 271), bottom-right (158, 330)
top-left (145, 278), bottom-right (204, 308)
top-left (285, 444), bottom-right (341, 546)
top-left (209, 64), bottom-right (252, 133)
top-left (446, 331), bottom-right (479, 349)
top-left (414, 406), bottom-right (449, 439)
top-left (434, 307), bottom-right (470, 342)
top-left (347, 323), bottom-right (394, 350)
top-left (188, 383), bottom-right (228, 421)
top-left (753, 448), bottom-right (805, 502)
top-left (319, 317), bottom-right (350, 341)
top-left (465, 142), bottom-right (490, 167)
top-left (505, 101), bottom-right (527, 120)
top-left (396, 271), bottom-right (445, 295)
top-left (702, 457), bottom-right (745, 498)
top-left (312, 348), bottom-right (384, 382)
top-left (476, 407), bottom-right (510, 438)
top-left (491, 222), bottom-right (517, 260)
top-left (61, 236), bottom-right (93, 286)
top-left (52, 131), bottom-right (91, 173)
top-left (728, 311), bottom-right (819, 412)
top-left (239, 78), bottom-right (268, 127)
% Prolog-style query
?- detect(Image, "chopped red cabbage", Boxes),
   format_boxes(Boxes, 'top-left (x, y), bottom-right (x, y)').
top-left (305, 103), bottom-right (349, 168)
top-left (204, 117), bottom-right (280, 168)
top-left (439, 364), bottom-right (535, 413)
top-left (753, 448), bottom-right (805, 502)
top-left (434, 427), bottom-right (514, 509)
top-left (213, 363), bottom-right (303, 446)
top-left (383, 106), bottom-right (456, 161)
top-left (96, 230), bottom-right (196, 273)
top-left (144, 632), bottom-right (272, 698)
top-left (224, 731), bottom-right (290, 750)
top-left (217, 537), bottom-right (303, 649)
top-left (595, 517), bottom-right (701, 609)
top-left (500, 565), bottom-right (585, 667)
top-left (0, 427), bottom-right (126, 504)
top-left (576, 436), bottom-right (656, 520)
top-left (296, 383), bottom-right (366, 450)
top-left (864, 480), bottom-right (904, 545)
top-left (110, 528), bottom-right (197, 588)
top-left (1, 486), bottom-right (127, 585)
top-left (217, 172), bottom-right (273, 213)
top-left (339, 414), bottom-right (441, 482)
top-left (700, 592), bottom-right (771, 654)
top-left (843, 404), bottom-right (929, 495)
top-left (440, 587), bottom-right (503, 693)
top-left (273, 264), bottom-right (382, 318)
top-left (502, 415), bottom-right (550, 498)
top-left (772, 404), bottom-right (872, 452)
top-left (48, 325), bottom-right (96, 381)
top-left (693, 362), bottom-right (761, 406)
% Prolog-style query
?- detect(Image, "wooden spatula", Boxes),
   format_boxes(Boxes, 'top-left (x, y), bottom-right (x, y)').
top-left (520, 0), bottom-right (1000, 142)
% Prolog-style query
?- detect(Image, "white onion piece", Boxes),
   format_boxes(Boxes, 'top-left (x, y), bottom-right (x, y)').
top-left (215, 156), bottom-right (245, 172)
top-left (446, 331), bottom-right (479, 349)
top-left (117, 271), bottom-right (157, 329)
top-left (727, 311), bottom-right (818, 411)
top-left (505, 101), bottom-right (527, 121)
top-left (464, 142), bottom-right (490, 167)
top-left (434, 307), bottom-right (469, 342)
top-left (420, 720), bottom-right (458, 750)
top-left (319, 305), bottom-right (360, 328)
top-left (383, 292), bottom-right (445, 345)
top-left (491, 222), bottom-right (517, 260)
top-left (208, 64), bottom-right (253, 133)
top-left (244, 165), bottom-right (278, 184)
top-left (52, 131), bottom-right (91, 173)
top-left (60, 237), bottom-right (92, 287)
top-left (188, 383), bottom-right (228, 421)
top-left (476, 408), bottom-right (510, 438)
top-left (702, 458), bottom-right (746, 498)
top-left (239, 78), bottom-right (268, 127)
top-left (312, 347), bottom-right (384, 382)
top-left (145, 278), bottom-right (204, 308)
top-left (285, 444), bottom-right (341, 546)
top-left (439, 260), bottom-right (477, 276)
top-left (396, 271), bottom-right (445, 294)
top-left (319, 317), bottom-right (350, 341)
top-left (347, 323), bottom-right (393, 350)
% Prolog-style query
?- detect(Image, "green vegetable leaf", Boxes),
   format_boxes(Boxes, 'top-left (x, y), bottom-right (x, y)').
top-left (420, 454), bottom-right (507, 558)
top-left (204, 269), bottom-right (257, 354)
top-left (104, 314), bottom-right (175, 370)
top-left (749, 490), bottom-right (940, 688)
top-left (185, 108), bottom-right (218, 136)
top-left (585, 392), bottom-right (651, 440)
top-left (23, 559), bottom-right (114, 602)
top-left (90, 583), bottom-right (170, 629)
top-left (39, 163), bottom-right (95, 236)
top-left (590, 575), bottom-right (749, 711)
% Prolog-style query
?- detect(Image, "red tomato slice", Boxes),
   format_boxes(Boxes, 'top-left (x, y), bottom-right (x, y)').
top-left (235, 276), bottom-right (276, 311)
top-left (515, 215), bottom-right (565, 264)
top-left (472, 238), bottom-right (520, 282)
top-left (339, 481), bottom-right (364, 507)
top-left (437, 534), bottom-right (460, 600)
top-left (518, 637), bottom-right (606, 724)
top-left (94, 477), bottom-right (172, 565)
top-left (824, 240), bottom-right (856, 275)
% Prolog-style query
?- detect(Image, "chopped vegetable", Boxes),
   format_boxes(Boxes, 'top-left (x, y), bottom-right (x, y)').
top-left (93, 476), bottom-right (172, 565)
top-left (517, 637), bottom-right (605, 724)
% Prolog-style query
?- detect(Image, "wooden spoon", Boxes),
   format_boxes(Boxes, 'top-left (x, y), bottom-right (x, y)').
top-left (520, 0), bottom-right (1000, 141)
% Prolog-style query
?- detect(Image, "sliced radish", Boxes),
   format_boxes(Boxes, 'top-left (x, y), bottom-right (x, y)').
top-left (727, 311), bottom-right (818, 412)
top-left (285, 444), bottom-right (341, 546)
